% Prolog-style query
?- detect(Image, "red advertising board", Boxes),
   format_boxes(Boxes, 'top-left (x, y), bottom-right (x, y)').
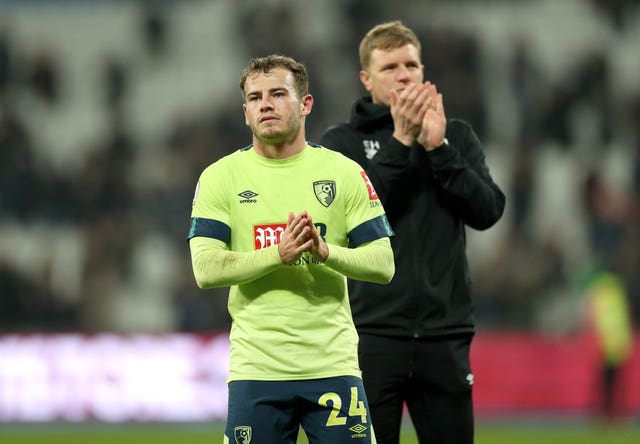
top-left (0, 332), bottom-right (638, 422)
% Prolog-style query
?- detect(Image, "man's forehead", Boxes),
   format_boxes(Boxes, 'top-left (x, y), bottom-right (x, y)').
top-left (370, 44), bottom-right (420, 63)
top-left (246, 68), bottom-right (293, 89)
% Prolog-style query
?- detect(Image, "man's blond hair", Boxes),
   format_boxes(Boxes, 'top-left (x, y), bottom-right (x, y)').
top-left (359, 20), bottom-right (422, 70)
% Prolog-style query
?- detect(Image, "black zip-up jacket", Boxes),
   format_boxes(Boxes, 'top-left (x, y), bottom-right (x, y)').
top-left (320, 97), bottom-right (506, 338)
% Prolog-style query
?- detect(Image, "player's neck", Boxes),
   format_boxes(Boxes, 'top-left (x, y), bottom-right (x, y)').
top-left (253, 131), bottom-right (306, 159)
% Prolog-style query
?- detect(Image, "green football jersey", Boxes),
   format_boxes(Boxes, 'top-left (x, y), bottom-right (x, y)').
top-left (189, 143), bottom-right (393, 381)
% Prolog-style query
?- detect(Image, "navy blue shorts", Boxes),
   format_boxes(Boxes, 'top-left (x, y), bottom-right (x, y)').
top-left (225, 376), bottom-right (376, 444)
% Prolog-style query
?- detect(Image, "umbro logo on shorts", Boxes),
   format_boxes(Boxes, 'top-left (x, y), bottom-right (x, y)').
top-left (349, 423), bottom-right (368, 438)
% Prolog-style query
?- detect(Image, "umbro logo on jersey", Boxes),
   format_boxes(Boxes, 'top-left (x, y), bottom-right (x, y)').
top-left (238, 190), bottom-right (258, 203)
top-left (313, 180), bottom-right (335, 207)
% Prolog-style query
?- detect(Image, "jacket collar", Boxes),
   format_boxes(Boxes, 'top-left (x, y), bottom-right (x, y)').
top-left (350, 96), bottom-right (392, 130)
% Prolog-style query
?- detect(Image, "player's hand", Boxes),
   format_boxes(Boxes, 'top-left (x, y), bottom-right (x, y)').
top-left (416, 84), bottom-right (447, 151)
top-left (390, 82), bottom-right (432, 147)
top-left (278, 211), bottom-right (313, 265)
top-left (304, 214), bottom-right (329, 262)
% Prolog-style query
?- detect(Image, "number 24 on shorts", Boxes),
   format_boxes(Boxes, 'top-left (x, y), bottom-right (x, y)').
top-left (318, 386), bottom-right (367, 426)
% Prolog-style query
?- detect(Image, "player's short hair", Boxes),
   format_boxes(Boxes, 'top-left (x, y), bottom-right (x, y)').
top-left (240, 54), bottom-right (309, 100)
top-left (359, 20), bottom-right (422, 70)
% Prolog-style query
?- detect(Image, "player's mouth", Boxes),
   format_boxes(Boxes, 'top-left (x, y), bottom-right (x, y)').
top-left (260, 115), bottom-right (277, 123)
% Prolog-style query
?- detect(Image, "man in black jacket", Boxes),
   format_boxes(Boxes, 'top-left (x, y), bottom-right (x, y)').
top-left (320, 21), bottom-right (505, 444)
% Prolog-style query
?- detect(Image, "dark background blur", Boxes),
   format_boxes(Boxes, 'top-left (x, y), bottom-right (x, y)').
top-left (1, 0), bottom-right (639, 338)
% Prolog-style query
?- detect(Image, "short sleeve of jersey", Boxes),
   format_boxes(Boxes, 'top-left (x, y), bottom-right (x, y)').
top-left (187, 159), bottom-right (232, 244)
top-left (340, 155), bottom-right (394, 247)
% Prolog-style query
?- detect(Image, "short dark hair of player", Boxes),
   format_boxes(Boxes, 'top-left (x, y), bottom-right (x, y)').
top-left (358, 20), bottom-right (422, 70)
top-left (239, 54), bottom-right (309, 100)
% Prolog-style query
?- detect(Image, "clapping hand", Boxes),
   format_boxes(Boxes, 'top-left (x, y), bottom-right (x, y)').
top-left (416, 83), bottom-right (447, 151)
top-left (278, 211), bottom-right (313, 265)
top-left (278, 211), bottom-right (328, 264)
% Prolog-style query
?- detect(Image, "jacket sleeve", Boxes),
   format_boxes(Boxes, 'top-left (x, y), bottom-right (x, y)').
top-left (428, 119), bottom-right (506, 230)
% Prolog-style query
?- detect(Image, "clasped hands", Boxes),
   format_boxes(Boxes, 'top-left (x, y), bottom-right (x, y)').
top-left (391, 81), bottom-right (447, 151)
top-left (278, 211), bottom-right (328, 265)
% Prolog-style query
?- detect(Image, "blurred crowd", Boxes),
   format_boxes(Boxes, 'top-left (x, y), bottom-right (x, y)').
top-left (1, 0), bottom-right (640, 334)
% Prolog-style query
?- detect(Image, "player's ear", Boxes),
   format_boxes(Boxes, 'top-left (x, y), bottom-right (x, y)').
top-left (300, 94), bottom-right (313, 116)
top-left (359, 70), bottom-right (372, 92)
top-left (242, 104), bottom-right (249, 126)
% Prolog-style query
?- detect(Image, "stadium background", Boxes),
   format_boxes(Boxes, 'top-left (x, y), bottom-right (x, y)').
top-left (1, 0), bottom-right (639, 442)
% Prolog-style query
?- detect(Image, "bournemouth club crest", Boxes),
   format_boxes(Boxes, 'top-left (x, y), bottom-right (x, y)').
top-left (313, 180), bottom-right (336, 207)
top-left (234, 425), bottom-right (252, 443)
